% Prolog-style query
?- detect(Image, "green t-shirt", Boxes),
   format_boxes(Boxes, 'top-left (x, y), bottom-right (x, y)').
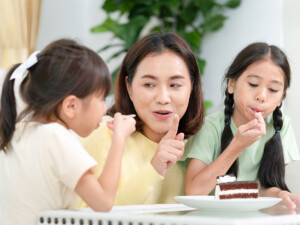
top-left (184, 110), bottom-right (300, 181)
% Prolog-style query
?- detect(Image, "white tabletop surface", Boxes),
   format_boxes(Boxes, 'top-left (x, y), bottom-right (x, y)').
top-left (39, 203), bottom-right (300, 225)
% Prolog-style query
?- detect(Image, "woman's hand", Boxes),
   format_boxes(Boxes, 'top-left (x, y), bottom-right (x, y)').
top-left (231, 112), bottom-right (266, 150)
top-left (151, 114), bottom-right (184, 176)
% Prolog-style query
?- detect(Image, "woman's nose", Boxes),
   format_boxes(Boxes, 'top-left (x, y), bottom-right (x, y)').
top-left (155, 87), bottom-right (171, 104)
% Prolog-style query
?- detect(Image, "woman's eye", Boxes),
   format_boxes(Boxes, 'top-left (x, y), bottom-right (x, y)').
top-left (170, 84), bottom-right (182, 88)
top-left (249, 83), bottom-right (258, 87)
top-left (144, 83), bottom-right (155, 88)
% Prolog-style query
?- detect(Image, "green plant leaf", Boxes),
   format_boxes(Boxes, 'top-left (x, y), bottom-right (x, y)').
top-left (96, 44), bottom-right (123, 53)
top-left (225, 0), bottom-right (241, 8)
top-left (91, 17), bottom-right (125, 40)
top-left (121, 16), bottom-right (148, 49)
top-left (194, 0), bottom-right (218, 17)
top-left (202, 14), bottom-right (227, 32)
top-left (129, 5), bottom-right (157, 18)
top-left (107, 49), bottom-right (127, 62)
top-left (92, 0), bottom-right (242, 111)
top-left (91, 16), bottom-right (148, 49)
top-left (180, 30), bottom-right (202, 53)
top-left (180, 2), bottom-right (199, 24)
top-left (157, 0), bottom-right (180, 16)
top-left (204, 100), bottom-right (213, 111)
top-left (111, 67), bottom-right (119, 91)
top-left (150, 26), bottom-right (162, 33)
top-left (196, 56), bottom-right (206, 76)
top-left (103, 0), bottom-right (136, 14)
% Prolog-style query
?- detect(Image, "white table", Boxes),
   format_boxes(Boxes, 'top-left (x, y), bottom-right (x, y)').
top-left (38, 203), bottom-right (300, 225)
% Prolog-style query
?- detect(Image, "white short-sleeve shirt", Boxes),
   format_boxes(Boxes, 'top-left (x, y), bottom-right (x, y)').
top-left (0, 121), bottom-right (97, 225)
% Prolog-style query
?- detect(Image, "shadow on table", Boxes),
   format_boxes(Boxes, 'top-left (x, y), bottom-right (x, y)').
top-left (261, 203), bottom-right (300, 216)
top-left (186, 210), bottom-right (269, 219)
top-left (185, 203), bottom-right (300, 219)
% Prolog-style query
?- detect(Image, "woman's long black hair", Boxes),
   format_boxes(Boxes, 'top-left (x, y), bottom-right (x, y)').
top-left (221, 42), bottom-right (290, 191)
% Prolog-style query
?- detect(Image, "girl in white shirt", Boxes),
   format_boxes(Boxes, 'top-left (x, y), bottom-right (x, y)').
top-left (0, 39), bottom-right (136, 225)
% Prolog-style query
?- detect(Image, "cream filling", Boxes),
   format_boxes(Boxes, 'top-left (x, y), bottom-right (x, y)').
top-left (218, 189), bottom-right (258, 195)
top-left (217, 175), bottom-right (236, 184)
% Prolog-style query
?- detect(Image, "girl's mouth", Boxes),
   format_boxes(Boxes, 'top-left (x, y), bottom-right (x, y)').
top-left (251, 108), bottom-right (262, 114)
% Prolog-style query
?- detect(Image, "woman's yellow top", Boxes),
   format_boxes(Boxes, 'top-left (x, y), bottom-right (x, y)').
top-left (76, 117), bottom-right (186, 207)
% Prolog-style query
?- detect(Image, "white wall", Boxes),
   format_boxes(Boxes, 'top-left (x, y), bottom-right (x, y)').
top-left (283, 0), bottom-right (300, 193)
top-left (201, 0), bottom-right (283, 113)
top-left (37, 0), bottom-right (120, 72)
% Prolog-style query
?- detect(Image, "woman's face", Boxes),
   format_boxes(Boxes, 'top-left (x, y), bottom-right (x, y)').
top-left (126, 50), bottom-right (192, 142)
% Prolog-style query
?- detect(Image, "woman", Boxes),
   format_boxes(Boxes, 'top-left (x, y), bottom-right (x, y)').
top-left (77, 32), bottom-right (204, 206)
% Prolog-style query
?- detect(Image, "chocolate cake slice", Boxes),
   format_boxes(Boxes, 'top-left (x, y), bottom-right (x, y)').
top-left (215, 175), bottom-right (259, 200)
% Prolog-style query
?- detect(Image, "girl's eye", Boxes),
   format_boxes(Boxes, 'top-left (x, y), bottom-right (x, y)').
top-left (269, 88), bottom-right (278, 93)
top-left (170, 84), bottom-right (182, 88)
top-left (249, 83), bottom-right (258, 87)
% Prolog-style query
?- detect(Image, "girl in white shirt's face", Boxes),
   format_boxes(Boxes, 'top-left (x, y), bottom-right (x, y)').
top-left (56, 91), bottom-right (108, 138)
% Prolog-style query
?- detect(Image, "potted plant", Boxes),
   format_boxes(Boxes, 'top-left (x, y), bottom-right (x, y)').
top-left (92, 0), bottom-right (241, 109)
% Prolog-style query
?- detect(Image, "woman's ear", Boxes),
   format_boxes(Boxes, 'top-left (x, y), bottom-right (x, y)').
top-left (125, 76), bottom-right (132, 99)
top-left (227, 78), bottom-right (236, 94)
top-left (60, 95), bottom-right (80, 120)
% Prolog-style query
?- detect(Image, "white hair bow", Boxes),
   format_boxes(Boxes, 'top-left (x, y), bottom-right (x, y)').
top-left (10, 51), bottom-right (40, 81)
top-left (10, 51), bottom-right (40, 116)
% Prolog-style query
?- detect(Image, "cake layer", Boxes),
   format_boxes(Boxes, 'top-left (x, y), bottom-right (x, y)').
top-left (219, 193), bottom-right (258, 199)
top-left (219, 181), bottom-right (258, 191)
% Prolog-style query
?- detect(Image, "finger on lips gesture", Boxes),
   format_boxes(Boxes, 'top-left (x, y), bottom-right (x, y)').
top-left (151, 114), bottom-right (185, 176)
top-left (234, 112), bottom-right (266, 149)
top-left (254, 112), bottom-right (266, 134)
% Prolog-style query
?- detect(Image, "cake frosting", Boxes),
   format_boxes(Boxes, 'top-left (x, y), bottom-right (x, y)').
top-left (215, 175), bottom-right (258, 200)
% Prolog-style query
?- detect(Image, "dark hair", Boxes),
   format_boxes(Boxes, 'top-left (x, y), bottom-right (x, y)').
top-left (108, 32), bottom-right (204, 138)
top-left (0, 39), bottom-right (112, 151)
top-left (221, 42), bottom-right (290, 191)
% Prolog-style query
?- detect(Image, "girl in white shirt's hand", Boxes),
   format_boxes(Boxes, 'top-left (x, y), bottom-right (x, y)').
top-left (0, 39), bottom-right (136, 225)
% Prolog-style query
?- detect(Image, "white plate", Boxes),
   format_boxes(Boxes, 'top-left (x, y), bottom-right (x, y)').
top-left (175, 196), bottom-right (281, 211)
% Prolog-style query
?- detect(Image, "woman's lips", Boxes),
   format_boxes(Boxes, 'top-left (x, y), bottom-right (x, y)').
top-left (153, 110), bottom-right (172, 119)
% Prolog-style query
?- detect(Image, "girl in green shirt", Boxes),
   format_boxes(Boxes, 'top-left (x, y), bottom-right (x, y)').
top-left (186, 42), bottom-right (300, 209)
